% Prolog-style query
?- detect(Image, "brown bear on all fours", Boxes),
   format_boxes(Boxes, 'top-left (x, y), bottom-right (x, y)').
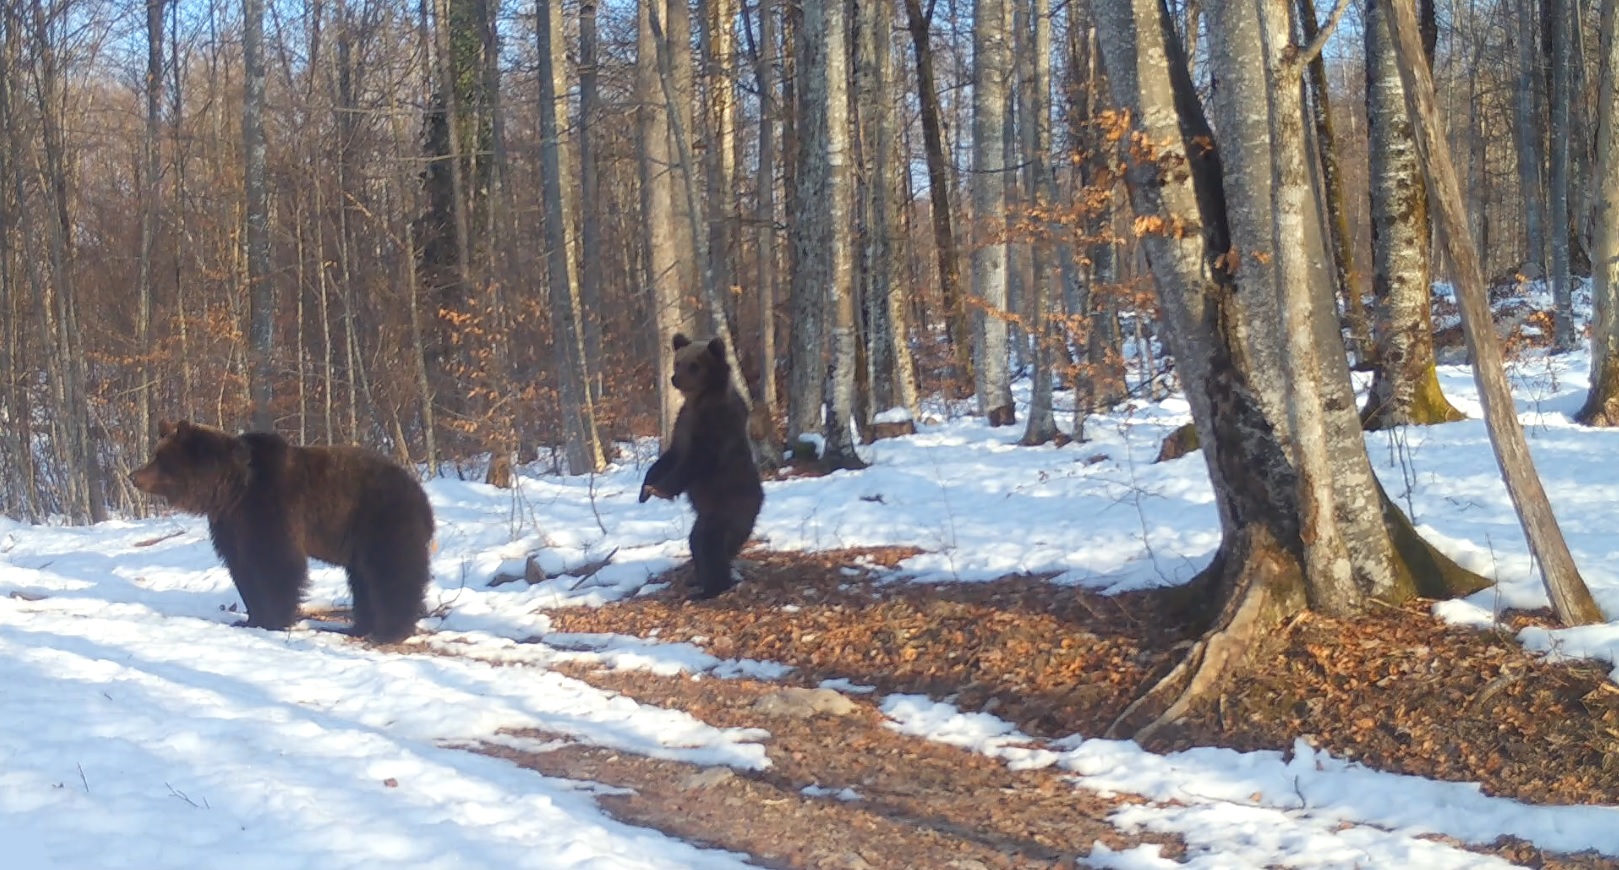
top-left (130, 420), bottom-right (436, 644)
top-left (640, 334), bottom-right (764, 599)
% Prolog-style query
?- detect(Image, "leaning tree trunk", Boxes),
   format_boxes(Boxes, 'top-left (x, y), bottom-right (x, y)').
top-left (971, 0), bottom-right (1015, 425)
top-left (1379, 0), bottom-right (1603, 626)
top-left (1361, 0), bottom-right (1465, 429)
top-left (1578, 0), bottom-right (1619, 425)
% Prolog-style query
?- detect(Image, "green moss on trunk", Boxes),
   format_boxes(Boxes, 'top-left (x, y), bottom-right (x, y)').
top-left (1362, 360), bottom-right (1465, 429)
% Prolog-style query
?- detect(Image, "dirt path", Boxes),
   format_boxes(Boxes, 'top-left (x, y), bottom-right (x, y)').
top-left (480, 666), bottom-right (1174, 869)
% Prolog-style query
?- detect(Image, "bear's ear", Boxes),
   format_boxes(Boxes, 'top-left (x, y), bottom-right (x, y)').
top-left (232, 437), bottom-right (252, 466)
top-left (157, 419), bottom-right (176, 437)
top-left (706, 337), bottom-right (726, 360)
top-left (671, 333), bottom-right (692, 351)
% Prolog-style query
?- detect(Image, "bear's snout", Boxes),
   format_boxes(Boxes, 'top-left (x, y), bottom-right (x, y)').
top-left (129, 466), bottom-right (163, 495)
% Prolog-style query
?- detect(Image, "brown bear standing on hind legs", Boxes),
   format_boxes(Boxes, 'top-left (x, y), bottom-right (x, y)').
top-left (130, 420), bottom-right (436, 643)
top-left (640, 334), bottom-right (764, 599)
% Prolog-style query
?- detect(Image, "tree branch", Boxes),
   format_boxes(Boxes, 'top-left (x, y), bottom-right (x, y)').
top-left (1295, 0), bottom-right (1351, 69)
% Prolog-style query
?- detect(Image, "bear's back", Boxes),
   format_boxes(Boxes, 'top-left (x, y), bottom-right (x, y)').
top-left (237, 433), bottom-right (433, 565)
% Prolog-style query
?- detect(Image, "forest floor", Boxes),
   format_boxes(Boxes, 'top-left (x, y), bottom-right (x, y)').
top-left (479, 546), bottom-right (1619, 869)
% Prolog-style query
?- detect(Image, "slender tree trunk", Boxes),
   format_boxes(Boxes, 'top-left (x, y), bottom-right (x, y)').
top-left (136, 0), bottom-right (168, 504)
top-left (787, 0), bottom-right (829, 449)
top-left (1379, 0), bottom-right (1602, 625)
top-left (538, 0), bottom-right (605, 473)
top-left (1548, 0), bottom-right (1576, 349)
top-left (750, 0), bottom-right (780, 414)
top-left (971, 0), bottom-right (1015, 425)
top-left (1019, 0), bottom-right (1059, 445)
top-left (1579, 0), bottom-right (1619, 425)
top-left (817, 0), bottom-right (864, 469)
top-left (578, 0), bottom-right (605, 402)
top-left (1514, 0), bottom-right (1548, 276)
top-left (1299, 0), bottom-right (1369, 365)
top-left (903, 0), bottom-right (974, 394)
top-left (1362, 0), bottom-right (1465, 429)
top-left (244, 0), bottom-right (274, 432)
top-left (639, 0), bottom-right (693, 442)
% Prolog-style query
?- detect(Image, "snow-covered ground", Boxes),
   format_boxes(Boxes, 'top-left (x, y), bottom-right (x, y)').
top-left (5, 334), bottom-right (1619, 867)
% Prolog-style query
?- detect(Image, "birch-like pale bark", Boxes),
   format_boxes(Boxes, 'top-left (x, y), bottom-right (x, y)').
top-left (971, 0), bottom-right (1015, 424)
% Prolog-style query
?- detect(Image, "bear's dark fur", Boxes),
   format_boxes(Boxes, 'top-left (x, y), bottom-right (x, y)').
top-left (130, 420), bottom-right (435, 643)
top-left (640, 334), bottom-right (764, 599)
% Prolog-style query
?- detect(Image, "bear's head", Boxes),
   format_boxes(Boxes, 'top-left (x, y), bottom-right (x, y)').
top-left (130, 420), bottom-right (251, 515)
top-left (670, 333), bottom-right (731, 399)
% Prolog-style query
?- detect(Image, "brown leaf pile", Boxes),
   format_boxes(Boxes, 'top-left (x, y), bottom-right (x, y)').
top-left (547, 548), bottom-right (1619, 814)
top-left (527, 547), bottom-right (1619, 861)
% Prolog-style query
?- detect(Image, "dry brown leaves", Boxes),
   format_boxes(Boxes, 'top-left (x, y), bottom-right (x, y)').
top-left (525, 549), bottom-right (1619, 867)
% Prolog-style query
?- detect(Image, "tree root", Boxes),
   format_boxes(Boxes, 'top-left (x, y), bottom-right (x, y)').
top-left (1106, 532), bottom-right (1303, 742)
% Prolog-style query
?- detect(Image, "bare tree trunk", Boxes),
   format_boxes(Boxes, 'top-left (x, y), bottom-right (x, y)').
top-left (1379, 0), bottom-right (1602, 625)
top-left (971, 0), bottom-right (1015, 425)
top-left (1299, 0), bottom-right (1369, 365)
top-left (1362, 0), bottom-right (1464, 429)
top-left (1580, 0), bottom-right (1619, 425)
top-left (245, 0), bottom-right (274, 432)
top-left (854, 0), bottom-right (918, 432)
top-left (1019, 0), bottom-right (1059, 445)
top-left (1547, 0), bottom-right (1576, 349)
top-left (749, 0), bottom-right (780, 414)
top-left (817, 0), bottom-right (864, 470)
top-left (578, 0), bottom-right (605, 402)
top-left (1514, 0), bottom-right (1548, 276)
top-left (787, 0), bottom-right (829, 450)
top-left (903, 0), bottom-right (974, 394)
top-left (639, 0), bottom-right (693, 442)
top-left (135, 0), bottom-right (168, 507)
top-left (537, 0), bottom-right (604, 473)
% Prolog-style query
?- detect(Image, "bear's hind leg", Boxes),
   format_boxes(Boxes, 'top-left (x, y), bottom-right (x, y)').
top-left (352, 542), bottom-right (430, 643)
top-left (688, 515), bottom-right (735, 600)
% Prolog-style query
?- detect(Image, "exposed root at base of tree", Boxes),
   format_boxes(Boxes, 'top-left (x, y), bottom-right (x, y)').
top-left (1106, 532), bottom-right (1304, 740)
